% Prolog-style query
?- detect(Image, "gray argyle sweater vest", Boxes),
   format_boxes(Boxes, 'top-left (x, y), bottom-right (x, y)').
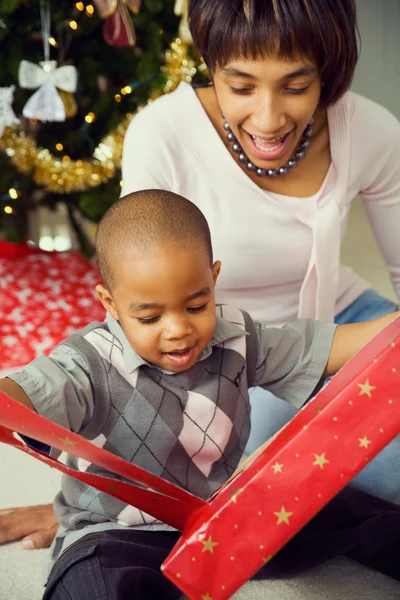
top-left (54, 306), bottom-right (258, 531)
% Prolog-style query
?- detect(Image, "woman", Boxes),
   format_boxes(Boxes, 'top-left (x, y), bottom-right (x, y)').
top-left (1, 0), bottom-right (399, 551)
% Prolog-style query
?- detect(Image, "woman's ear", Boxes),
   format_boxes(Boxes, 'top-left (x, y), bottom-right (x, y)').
top-left (95, 284), bottom-right (119, 320)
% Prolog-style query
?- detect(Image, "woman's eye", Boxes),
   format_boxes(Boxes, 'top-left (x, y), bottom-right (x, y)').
top-left (187, 303), bottom-right (208, 313)
top-left (286, 87), bottom-right (309, 95)
top-left (137, 316), bottom-right (159, 325)
top-left (229, 86), bottom-right (252, 95)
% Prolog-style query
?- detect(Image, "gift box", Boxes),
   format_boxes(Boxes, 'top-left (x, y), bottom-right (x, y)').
top-left (0, 318), bottom-right (399, 600)
top-left (0, 240), bottom-right (104, 370)
top-left (161, 318), bottom-right (400, 599)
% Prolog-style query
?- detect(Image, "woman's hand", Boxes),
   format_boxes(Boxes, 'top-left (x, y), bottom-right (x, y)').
top-left (0, 504), bottom-right (58, 549)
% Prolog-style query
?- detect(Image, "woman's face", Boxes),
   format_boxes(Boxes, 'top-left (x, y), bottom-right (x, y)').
top-left (213, 53), bottom-right (322, 168)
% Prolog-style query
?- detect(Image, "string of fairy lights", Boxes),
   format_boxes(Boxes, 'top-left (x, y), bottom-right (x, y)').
top-left (0, 2), bottom-right (206, 221)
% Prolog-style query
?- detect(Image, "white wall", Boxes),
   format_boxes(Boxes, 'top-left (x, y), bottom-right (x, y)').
top-left (341, 1), bottom-right (399, 302)
top-left (352, 0), bottom-right (400, 117)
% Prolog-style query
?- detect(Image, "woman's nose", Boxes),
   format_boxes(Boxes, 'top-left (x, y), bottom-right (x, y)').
top-left (251, 96), bottom-right (286, 134)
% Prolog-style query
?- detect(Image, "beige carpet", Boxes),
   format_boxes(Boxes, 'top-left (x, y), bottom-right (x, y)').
top-left (1, 199), bottom-right (399, 599)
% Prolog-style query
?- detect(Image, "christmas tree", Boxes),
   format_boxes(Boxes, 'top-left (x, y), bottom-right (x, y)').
top-left (0, 0), bottom-right (205, 252)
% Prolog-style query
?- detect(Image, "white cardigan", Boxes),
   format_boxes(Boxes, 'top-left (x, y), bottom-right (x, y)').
top-left (121, 82), bottom-right (400, 326)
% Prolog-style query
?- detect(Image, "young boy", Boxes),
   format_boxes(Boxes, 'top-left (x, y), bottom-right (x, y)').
top-left (1, 190), bottom-right (399, 599)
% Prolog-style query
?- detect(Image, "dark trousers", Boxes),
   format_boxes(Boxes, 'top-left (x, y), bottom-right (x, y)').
top-left (43, 487), bottom-right (400, 600)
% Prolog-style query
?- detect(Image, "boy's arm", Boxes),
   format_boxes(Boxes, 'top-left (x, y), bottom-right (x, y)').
top-left (324, 311), bottom-right (400, 377)
top-left (252, 312), bottom-right (400, 408)
top-left (1, 345), bottom-right (95, 434)
top-left (252, 318), bottom-right (337, 407)
top-left (0, 377), bottom-right (35, 410)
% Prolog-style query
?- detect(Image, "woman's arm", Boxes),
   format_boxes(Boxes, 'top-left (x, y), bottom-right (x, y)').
top-left (324, 312), bottom-right (400, 376)
top-left (356, 97), bottom-right (400, 302)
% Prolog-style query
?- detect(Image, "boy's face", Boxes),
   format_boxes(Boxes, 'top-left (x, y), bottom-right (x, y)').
top-left (96, 243), bottom-right (221, 373)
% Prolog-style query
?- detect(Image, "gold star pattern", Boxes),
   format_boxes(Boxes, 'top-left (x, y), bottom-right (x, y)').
top-left (201, 594), bottom-right (213, 600)
top-left (272, 461), bottom-right (284, 474)
top-left (357, 379), bottom-right (376, 398)
top-left (107, 485), bottom-right (117, 493)
top-left (262, 555), bottom-right (272, 565)
top-left (273, 506), bottom-right (293, 525)
top-left (60, 436), bottom-right (77, 447)
top-left (201, 536), bottom-right (219, 554)
top-left (313, 453), bottom-right (330, 469)
top-left (230, 488), bottom-right (243, 503)
top-left (359, 436), bottom-right (372, 448)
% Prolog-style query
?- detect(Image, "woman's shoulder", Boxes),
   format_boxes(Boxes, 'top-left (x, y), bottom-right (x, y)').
top-left (329, 91), bottom-right (399, 175)
top-left (126, 82), bottom-right (196, 138)
top-left (346, 91), bottom-right (400, 138)
top-left (121, 83), bottom-right (199, 191)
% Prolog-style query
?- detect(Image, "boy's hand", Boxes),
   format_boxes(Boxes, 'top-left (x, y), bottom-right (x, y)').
top-left (0, 504), bottom-right (58, 549)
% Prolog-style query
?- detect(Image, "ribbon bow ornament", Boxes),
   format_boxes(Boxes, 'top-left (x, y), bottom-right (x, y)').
top-left (93, 0), bottom-right (142, 48)
top-left (18, 60), bottom-right (78, 122)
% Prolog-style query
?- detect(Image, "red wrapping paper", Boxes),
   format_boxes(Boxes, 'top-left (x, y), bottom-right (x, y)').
top-left (162, 318), bottom-right (400, 599)
top-left (0, 316), bottom-right (399, 599)
top-left (0, 241), bottom-right (104, 370)
top-left (0, 393), bottom-right (206, 530)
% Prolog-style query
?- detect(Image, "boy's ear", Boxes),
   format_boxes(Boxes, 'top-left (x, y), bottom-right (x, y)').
top-left (95, 284), bottom-right (119, 320)
top-left (212, 260), bottom-right (221, 285)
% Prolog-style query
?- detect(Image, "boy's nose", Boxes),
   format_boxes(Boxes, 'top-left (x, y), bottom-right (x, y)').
top-left (163, 317), bottom-right (192, 340)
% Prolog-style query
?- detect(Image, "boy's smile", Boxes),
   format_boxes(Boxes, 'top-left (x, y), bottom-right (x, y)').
top-left (96, 243), bottom-right (221, 372)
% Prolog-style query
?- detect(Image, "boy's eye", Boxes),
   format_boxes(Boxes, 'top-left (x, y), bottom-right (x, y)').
top-left (187, 303), bottom-right (208, 313)
top-left (137, 316), bottom-right (159, 325)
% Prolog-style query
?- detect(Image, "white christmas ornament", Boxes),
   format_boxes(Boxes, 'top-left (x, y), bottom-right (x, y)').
top-left (174, 0), bottom-right (192, 43)
top-left (18, 60), bottom-right (78, 122)
top-left (0, 85), bottom-right (20, 138)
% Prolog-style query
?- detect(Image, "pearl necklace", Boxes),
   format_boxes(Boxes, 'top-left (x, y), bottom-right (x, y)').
top-left (223, 117), bottom-right (314, 177)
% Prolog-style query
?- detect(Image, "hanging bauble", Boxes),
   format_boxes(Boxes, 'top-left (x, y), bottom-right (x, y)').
top-left (58, 89), bottom-right (78, 119)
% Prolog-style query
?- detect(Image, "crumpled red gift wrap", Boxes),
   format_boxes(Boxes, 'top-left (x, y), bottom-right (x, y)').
top-left (0, 241), bottom-right (105, 370)
top-left (0, 391), bottom-right (206, 530)
top-left (0, 312), bottom-right (399, 599)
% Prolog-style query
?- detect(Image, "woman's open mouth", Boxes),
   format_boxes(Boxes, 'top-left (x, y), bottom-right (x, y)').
top-left (245, 129), bottom-right (293, 161)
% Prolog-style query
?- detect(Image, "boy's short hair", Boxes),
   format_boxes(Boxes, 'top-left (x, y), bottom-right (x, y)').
top-left (188, 0), bottom-right (359, 106)
top-left (95, 190), bottom-right (214, 291)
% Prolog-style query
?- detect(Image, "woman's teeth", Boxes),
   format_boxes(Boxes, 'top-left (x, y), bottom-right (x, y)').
top-left (251, 133), bottom-right (287, 151)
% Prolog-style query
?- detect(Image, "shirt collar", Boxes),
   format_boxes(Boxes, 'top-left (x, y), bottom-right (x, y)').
top-left (105, 311), bottom-right (248, 375)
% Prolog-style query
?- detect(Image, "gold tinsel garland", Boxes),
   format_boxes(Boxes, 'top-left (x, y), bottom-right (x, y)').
top-left (0, 39), bottom-right (205, 194)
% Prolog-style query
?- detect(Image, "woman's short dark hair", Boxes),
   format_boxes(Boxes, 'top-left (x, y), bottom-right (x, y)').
top-left (188, 0), bottom-right (359, 106)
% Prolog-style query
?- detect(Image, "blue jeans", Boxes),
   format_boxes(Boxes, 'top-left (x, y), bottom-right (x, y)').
top-left (246, 289), bottom-right (400, 503)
